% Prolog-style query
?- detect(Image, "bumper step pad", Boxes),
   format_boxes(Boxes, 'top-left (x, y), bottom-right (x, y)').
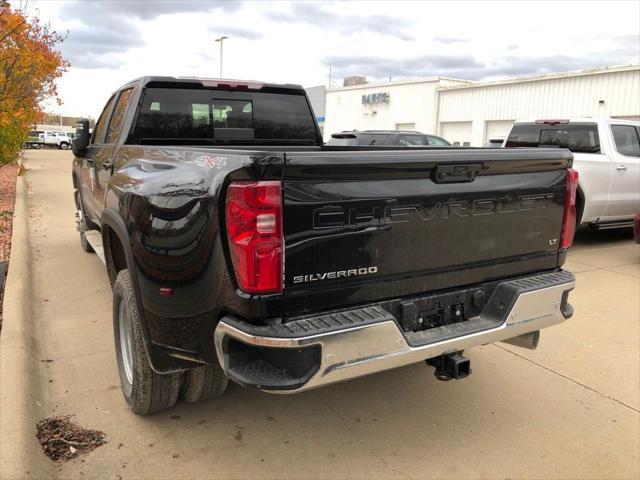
top-left (223, 305), bottom-right (395, 338)
top-left (232, 359), bottom-right (300, 389)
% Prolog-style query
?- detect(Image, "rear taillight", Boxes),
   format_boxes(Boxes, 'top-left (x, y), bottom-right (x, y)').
top-left (225, 181), bottom-right (282, 293)
top-left (560, 168), bottom-right (579, 249)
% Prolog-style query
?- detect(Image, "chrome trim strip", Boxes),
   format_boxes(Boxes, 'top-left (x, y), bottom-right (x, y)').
top-left (214, 278), bottom-right (575, 394)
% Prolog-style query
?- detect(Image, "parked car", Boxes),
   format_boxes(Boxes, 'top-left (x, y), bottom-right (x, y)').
top-left (635, 211), bottom-right (640, 243)
top-left (328, 130), bottom-right (451, 146)
top-left (43, 131), bottom-right (73, 150)
top-left (72, 76), bottom-right (576, 414)
top-left (505, 118), bottom-right (640, 229)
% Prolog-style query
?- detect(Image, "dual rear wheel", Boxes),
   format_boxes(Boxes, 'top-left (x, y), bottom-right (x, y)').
top-left (112, 270), bottom-right (228, 415)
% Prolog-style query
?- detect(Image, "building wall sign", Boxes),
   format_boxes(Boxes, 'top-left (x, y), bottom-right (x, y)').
top-left (362, 92), bottom-right (390, 105)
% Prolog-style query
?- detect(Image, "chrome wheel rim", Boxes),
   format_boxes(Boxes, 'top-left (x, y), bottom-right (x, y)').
top-left (119, 300), bottom-right (134, 385)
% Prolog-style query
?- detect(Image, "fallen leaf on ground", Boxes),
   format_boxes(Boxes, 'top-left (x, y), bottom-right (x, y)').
top-left (36, 415), bottom-right (106, 462)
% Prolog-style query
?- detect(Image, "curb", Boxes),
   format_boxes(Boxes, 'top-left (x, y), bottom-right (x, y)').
top-left (0, 174), bottom-right (51, 479)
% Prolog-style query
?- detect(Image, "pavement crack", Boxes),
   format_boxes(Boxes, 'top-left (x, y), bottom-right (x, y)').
top-left (319, 397), bottom-right (411, 479)
top-left (55, 349), bottom-right (112, 362)
top-left (495, 344), bottom-right (639, 413)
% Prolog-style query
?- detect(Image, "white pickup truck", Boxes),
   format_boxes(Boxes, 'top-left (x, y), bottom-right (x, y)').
top-left (42, 131), bottom-right (73, 150)
top-left (505, 118), bottom-right (640, 228)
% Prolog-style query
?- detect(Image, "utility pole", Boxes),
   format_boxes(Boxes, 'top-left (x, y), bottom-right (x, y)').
top-left (215, 36), bottom-right (229, 78)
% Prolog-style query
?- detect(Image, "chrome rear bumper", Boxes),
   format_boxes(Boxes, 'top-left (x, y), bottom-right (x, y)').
top-left (214, 271), bottom-right (575, 393)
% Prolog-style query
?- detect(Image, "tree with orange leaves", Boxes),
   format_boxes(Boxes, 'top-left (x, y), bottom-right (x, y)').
top-left (0, 1), bottom-right (68, 164)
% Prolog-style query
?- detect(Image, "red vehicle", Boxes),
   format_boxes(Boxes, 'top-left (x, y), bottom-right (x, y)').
top-left (634, 211), bottom-right (640, 243)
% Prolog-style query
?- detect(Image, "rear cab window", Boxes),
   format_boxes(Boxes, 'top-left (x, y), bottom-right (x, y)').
top-left (505, 122), bottom-right (601, 153)
top-left (129, 87), bottom-right (319, 146)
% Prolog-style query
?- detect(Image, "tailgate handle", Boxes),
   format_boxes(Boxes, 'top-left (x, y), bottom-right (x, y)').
top-left (433, 163), bottom-right (481, 183)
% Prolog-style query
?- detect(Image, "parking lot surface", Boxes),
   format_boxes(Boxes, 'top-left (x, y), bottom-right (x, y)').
top-left (3, 149), bottom-right (639, 479)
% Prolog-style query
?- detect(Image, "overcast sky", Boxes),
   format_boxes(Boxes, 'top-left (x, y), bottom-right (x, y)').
top-left (25, 0), bottom-right (640, 118)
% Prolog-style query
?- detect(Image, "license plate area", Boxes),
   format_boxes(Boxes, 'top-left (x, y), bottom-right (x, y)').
top-left (420, 294), bottom-right (467, 330)
top-left (392, 284), bottom-right (497, 333)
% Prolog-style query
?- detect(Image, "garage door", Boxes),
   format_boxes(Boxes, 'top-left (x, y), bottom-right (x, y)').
top-left (440, 121), bottom-right (472, 146)
top-left (485, 120), bottom-right (514, 143)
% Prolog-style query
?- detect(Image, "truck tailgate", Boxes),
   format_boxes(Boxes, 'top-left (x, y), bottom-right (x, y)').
top-left (282, 148), bottom-right (572, 316)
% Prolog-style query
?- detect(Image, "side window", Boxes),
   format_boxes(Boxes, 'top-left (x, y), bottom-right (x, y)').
top-left (398, 135), bottom-right (428, 146)
top-left (427, 136), bottom-right (449, 146)
top-left (91, 95), bottom-right (116, 144)
top-left (105, 88), bottom-right (134, 144)
top-left (611, 125), bottom-right (640, 157)
top-left (356, 134), bottom-right (385, 146)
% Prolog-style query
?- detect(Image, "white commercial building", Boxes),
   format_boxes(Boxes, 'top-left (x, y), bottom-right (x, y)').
top-left (323, 64), bottom-right (640, 146)
top-left (323, 77), bottom-right (469, 141)
top-left (305, 85), bottom-right (326, 133)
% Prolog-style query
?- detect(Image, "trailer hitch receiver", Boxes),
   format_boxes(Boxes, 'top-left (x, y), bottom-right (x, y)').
top-left (427, 351), bottom-right (471, 381)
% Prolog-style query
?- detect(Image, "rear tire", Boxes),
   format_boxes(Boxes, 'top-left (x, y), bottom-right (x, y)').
top-left (180, 363), bottom-right (229, 403)
top-left (113, 270), bottom-right (181, 415)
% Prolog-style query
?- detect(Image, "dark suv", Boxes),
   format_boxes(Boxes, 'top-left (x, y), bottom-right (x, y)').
top-left (328, 130), bottom-right (451, 147)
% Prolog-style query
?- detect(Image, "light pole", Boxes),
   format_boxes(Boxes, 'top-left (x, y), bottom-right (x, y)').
top-left (215, 36), bottom-right (228, 78)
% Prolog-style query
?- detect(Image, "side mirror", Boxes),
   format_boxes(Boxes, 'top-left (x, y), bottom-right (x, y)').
top-left (72, 119), bottom-right (90, 157)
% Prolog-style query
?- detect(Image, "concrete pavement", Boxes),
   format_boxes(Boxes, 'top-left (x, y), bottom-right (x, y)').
top-left (1, 149), bottom-right (639, 479)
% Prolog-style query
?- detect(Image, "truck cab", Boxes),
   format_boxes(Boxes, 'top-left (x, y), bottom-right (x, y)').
top-left (505, 118), bottom-right (640, 228)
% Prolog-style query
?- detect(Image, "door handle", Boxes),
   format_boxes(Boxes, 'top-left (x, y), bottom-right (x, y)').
top-left (101, 161), bottom-right (113, 170)
top-left (616, 164), bottom-right (627, 171)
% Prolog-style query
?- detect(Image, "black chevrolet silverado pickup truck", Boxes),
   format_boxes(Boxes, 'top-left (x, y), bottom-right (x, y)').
top-left (72, 76), bottom-right (577, 414)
